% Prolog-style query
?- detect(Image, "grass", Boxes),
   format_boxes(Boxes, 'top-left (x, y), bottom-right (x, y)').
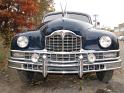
top-left (0, 35), bottom-right (4, 62)
top-left (0, 49), bottom-right (5, 62)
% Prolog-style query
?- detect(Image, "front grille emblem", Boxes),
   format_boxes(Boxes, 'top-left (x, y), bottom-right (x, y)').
top-left (60, 31), bottom-right (65, 38)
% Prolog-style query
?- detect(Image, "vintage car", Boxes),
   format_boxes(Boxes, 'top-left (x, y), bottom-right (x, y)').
top-left (9, 11), bottom-right (121, 84)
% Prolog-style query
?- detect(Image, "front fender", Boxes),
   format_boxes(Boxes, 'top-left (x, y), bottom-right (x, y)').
top-left (11, 31), bottom-right (44, 50)
top-left (84, 29), bottom-right (119, 50)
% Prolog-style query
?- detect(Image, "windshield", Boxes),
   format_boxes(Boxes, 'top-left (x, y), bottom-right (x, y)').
top-left (43, 12), bottom-right (91, 24)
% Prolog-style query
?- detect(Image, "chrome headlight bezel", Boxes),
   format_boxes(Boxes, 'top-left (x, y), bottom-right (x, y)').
top-left (99, 36), bottom-right (112, 48)
top-left (17, 36), bottom-right (29, 48)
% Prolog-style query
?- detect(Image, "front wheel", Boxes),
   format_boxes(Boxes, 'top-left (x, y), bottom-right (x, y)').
top-left (96, 70), bottom-right (113, 83)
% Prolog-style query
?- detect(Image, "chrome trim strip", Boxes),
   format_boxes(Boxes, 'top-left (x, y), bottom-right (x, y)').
top-left (47, 67), bottom-right (121, 74)
top-left (10, 56), bottom-right (120, 62)
top-left (95, 57), bottom-right (120, 61)
top-left (48, 60), bottom-right (78, 63)
top-left (47, 63), bottom-right (79, 67)
top-left (9, 59), bottom-right (121, 67)
top-left (8, 60), bottom-right (43, 65)
top-left (11, 49), bottom-right (120, 53)
top-left (46, 50), bottom-right (120, 54)
top-left (11, 57), bottom-right (31, 61)
top-left (47, 71), bottom-right (78, 74)
top-left (8, 66), bottom-right (121, 74)
top-left (83, 60), bottom-right (121, 66)
top-left (9, 66), bottom-right (43, 72)
top-left (45, 30), bottom-right (82, 38)
top-left (83, 67), bottom-right (121, 73)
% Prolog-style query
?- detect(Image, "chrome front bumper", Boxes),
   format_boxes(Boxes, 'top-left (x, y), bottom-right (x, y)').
top-left (8, 49), bottom-right (121, 78)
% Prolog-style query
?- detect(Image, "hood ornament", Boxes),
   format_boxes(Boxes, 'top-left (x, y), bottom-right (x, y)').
top-left (60, 31), bottom-right (65, 38)
top-left (60, 0), bottom-right (67, 17)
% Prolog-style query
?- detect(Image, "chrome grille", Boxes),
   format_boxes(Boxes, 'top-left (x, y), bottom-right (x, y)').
top-left (47, 54), bottom-right (80, 62)
top-left (46, 35), bottom-right (62, 51)
top-left (45, 30), bottom-right (82, 52)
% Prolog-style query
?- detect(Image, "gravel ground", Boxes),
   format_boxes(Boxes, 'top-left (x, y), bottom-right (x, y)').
top-left (0, 42), bottom-right (124, 93)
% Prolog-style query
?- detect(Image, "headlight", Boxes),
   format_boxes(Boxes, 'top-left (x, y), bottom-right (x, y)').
top-left (31, 53), bottom-right (39, 62)
top-left (99, 36), bottom-right (112, 48)
top-left (17, 36), bottom-right (29, 48)
top-left (88, 53), bottom-right (96, 63)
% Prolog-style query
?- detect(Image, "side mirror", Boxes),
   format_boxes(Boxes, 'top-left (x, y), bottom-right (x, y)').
top-left (93, 22), bottom-right (100, 28)
top-left (97, 22), bottom-right (100, 26)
